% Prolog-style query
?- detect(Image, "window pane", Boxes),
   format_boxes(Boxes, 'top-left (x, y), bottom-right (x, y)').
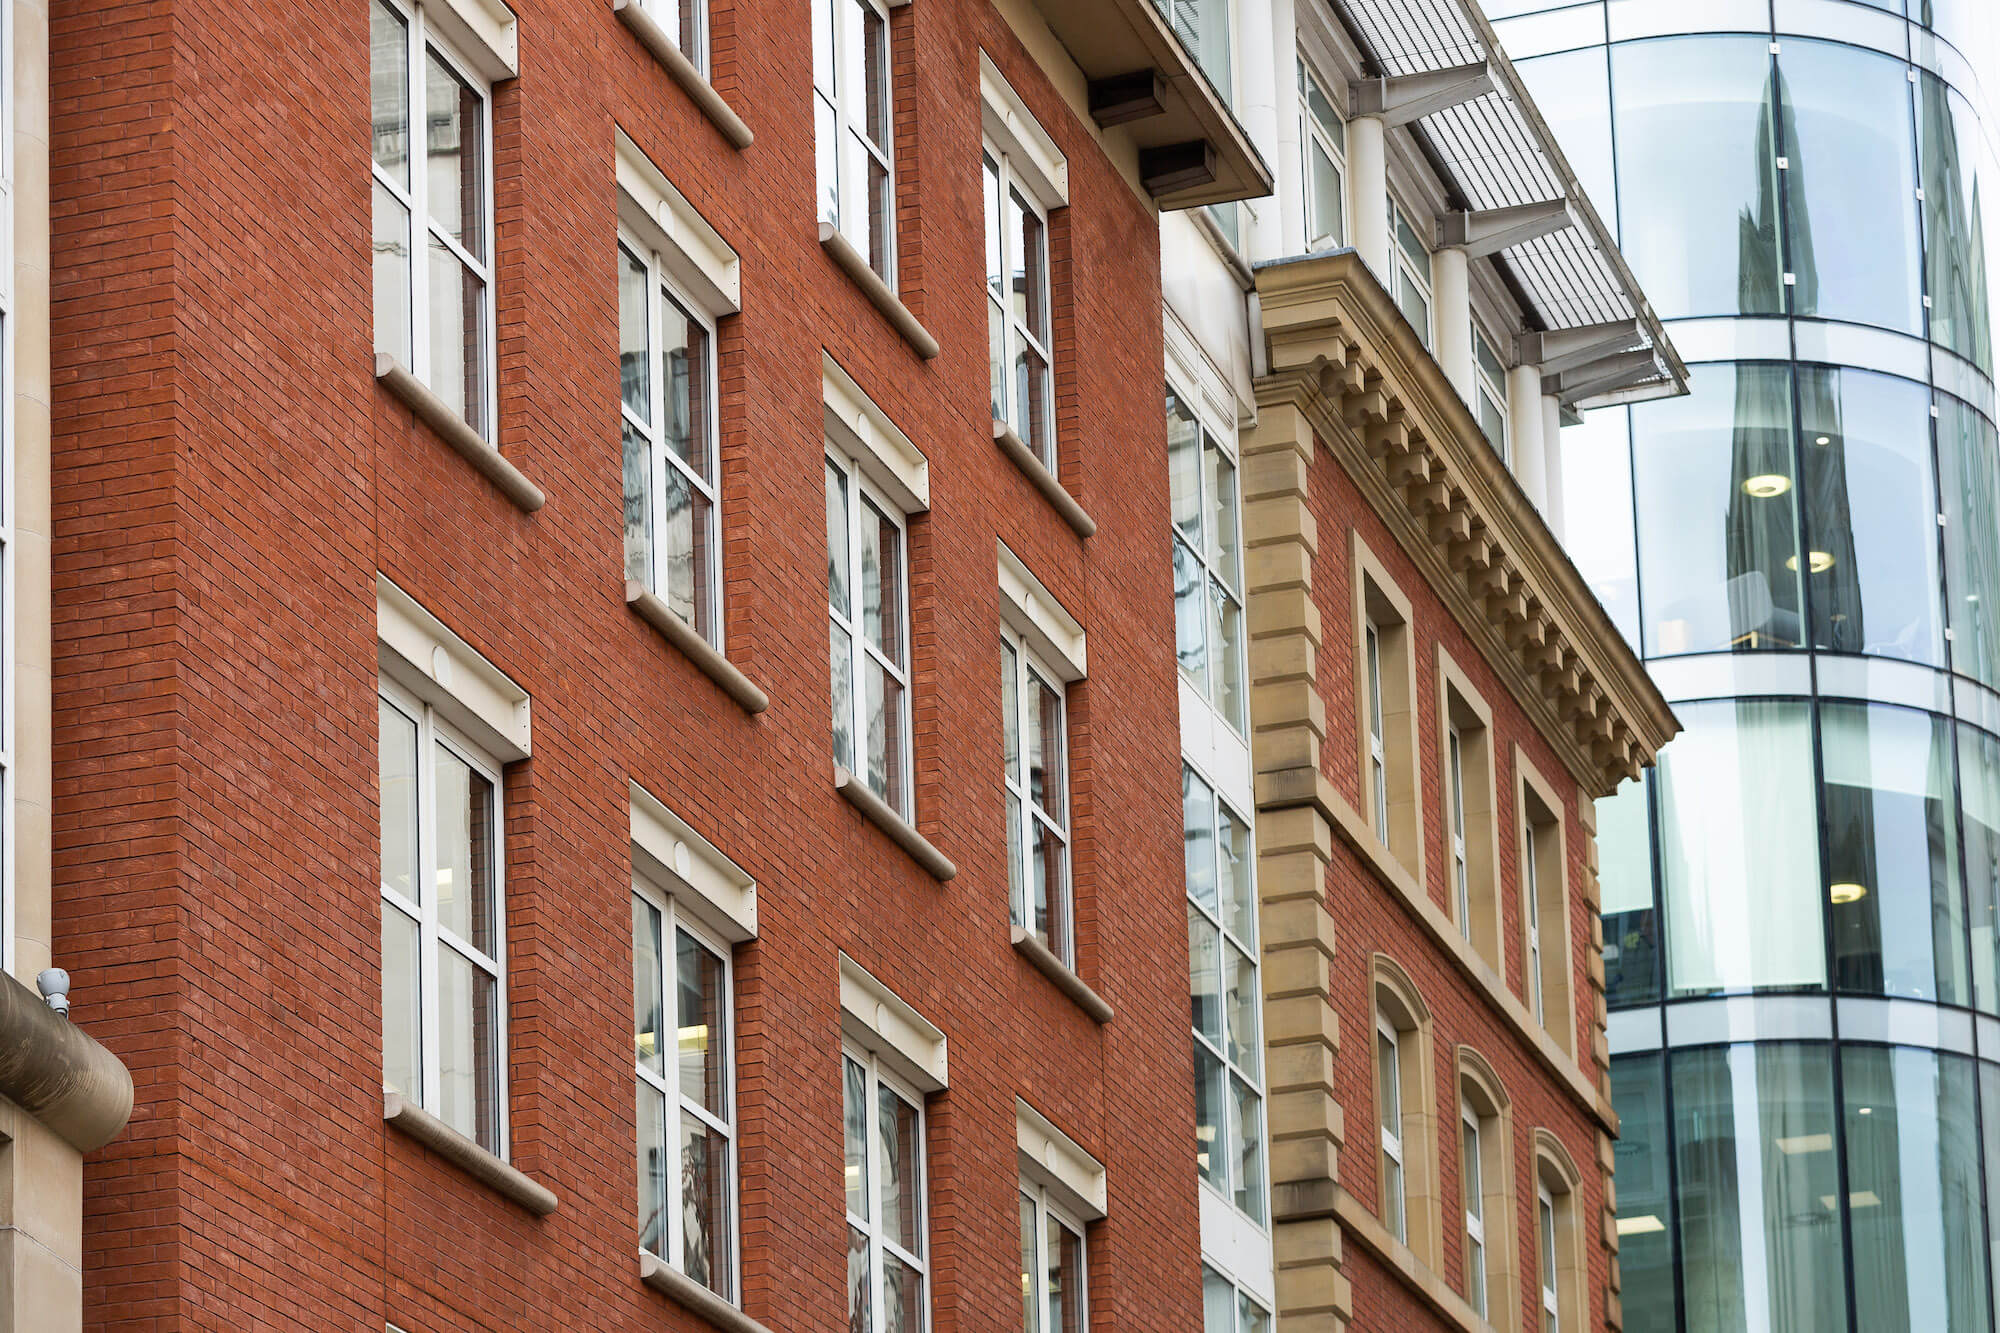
top-left (816, 92), bottom-right (839, 227)
top-left (1210, 580), bottom-right (1244, 732)
top-left (1671, 1044), bottom-right (1848, 1333)
top-left (1217, 797), bottom-right (1252, 944)
top-left (876, 1084), bottom-right (922, 1255)
top-left (1049, 1217), bottom-right (1082, 1333)
top-left (676, 929), bottom-right (726, 1114)
top-left (424, 50), bottom-right (484, 259)
top-left (638, 1080), bottom-right (669, 1256)
top-left (1938, 396), bottom-right (2000, 689)
top-left (379, 699), bottom-right (419, 901)
top-left (1189, 908), bottom-right (1222, 1045)
top-left (1033, 816), bottom-right (1068, 961)
top-left (857, 1), bottom-right (886, 145)
top-left (1556, 406), bottom-right (1641, 650)
top-left (1309, 139), bottom-right (1343, 246)
top-left (1011, 192), bottom-right (1044, 336)
top-left (984, 155), bottom-right (1004, 301)
top-left (827, 462), bottom-right (851, 615)
top-left (1982, 1065), bottom-right (2000, 1322)
top-left (1778, 40), bottom-right (1923, 332)
top-left (1184, 767), bottom-right (1217, 914)
top-left (1960, 725), bottom-right (2000, 1015)
top-left (633, 896), bottom-right (664, 1078)
top-left (1631, 363), bottom-right (1801, 656)
top-left (1019, 1194), bottom-right (1040, 1333)
top-left (1026, 669), bottom-right (1064, 816)
top-left (1174, 537), bottom-right (1208, 691)
top-left (1001, 640), bottom-right (1021, 784)
top-left (433, 744), bottom-right (495, 954)
top-left (1202, 1267), bottom-right (1234, 1333)
top-left (989, 300), bottom-right (1008, 430)
top-left (860, 497), bottom-right (902, 664)
top-left (660, 465), bottom-right (712, 639)
top-left (618, 245), bottom-right (650, 423)
top-left (1609, 1056), bottom-right (1676, 1333)
top-left (426, 240), bottom-right (487, 437)
top-left (1842, 1047), bottom-right (1988, 1333)
top-left (1822, 704), bottom-right (1965, 1005)
top-left (1167, 390), bottom-right (1203, 544)
top-left (623, 418), bottom-right (652, 589)
top-left (1376, 1027), bottom-right (1401, 1130)
top-left (373, 183), bottom-right (412, 368)
top-left (681, 1110), bottom-right (732, 1298)
top-left (1007, 794), bottom-right (1026, 929)
top-left (831, 622), bottom-right (855, 775)
top-left (883, 1253), bottom-right (924, 1333)
top-left (848, 1225), bottom-right (874, 1333)
top-left (1516, 47), bottom-right (1616, 221)
top-left (1660, 700), bottom-right (1825, 995)
top-left (864, 655), bottom-right (905, 812)
top-left (370, 1), bottom-right (410, 185)
top-left (660, 294), bottom-right (710, 481)
top-left (1795, 368), bottom-right (1941, 663)
top-left (382, 904), bottom-right (421, 1101)
top-left (1609, 37), bottom-right (1783, 318)
top-left (812, 0), bottom-right (834, 95)
top-left (1014, 343), bottom-right (1051, 465)
top-left (437, 946), bottom-right (500, 1151)
top-left (1193, 1042), bottom-right (1227, 1190)
top-left (1598, 776), bottom-right (1660, 1009)
top-left (1918, 74), bottom-right (1993, 372)
top-left (1237, 1295), bottom-right (1270, 1333)
top-left (1224, 943), bottom-right (1259, 1078)
top-left (844, 1056), bottom-right (869, 1219)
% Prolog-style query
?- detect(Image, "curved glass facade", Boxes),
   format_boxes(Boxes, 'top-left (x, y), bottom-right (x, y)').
top-left (1485, 1), bottom-right (2000, 1328)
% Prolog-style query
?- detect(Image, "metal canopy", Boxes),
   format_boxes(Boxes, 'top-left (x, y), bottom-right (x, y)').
top-left (1328, 0), bottom-right (1688, 407)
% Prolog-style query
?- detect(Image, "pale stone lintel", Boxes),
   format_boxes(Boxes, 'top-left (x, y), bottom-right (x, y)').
top-left (377, 574), bottom-right (530, 761)
top-left (823, 351), bottom-right (930, 511)
top-left (1016, 1098), bottom-right (1107, 1221)
top-left (1259, 771), bottom-right (1619, 1135)
top-left (998, 541), bottom-right (1087, 682)
top-left (980, 52), bottom-right (1069, 208)
top-left (1250, 250), bottom-right (1678, 796)
top-left (429, 0), bottom-right (517, 82)
top-left (630, 780), bottom-right (757, 943)
top-left (615, 128), bottom-right (743, 313)
top-left (839, 952), bottom-right (947, 1093)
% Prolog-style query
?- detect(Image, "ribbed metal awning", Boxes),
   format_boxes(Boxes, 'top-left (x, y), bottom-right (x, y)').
top-left (1329, 0), bottom-right (1688, 406)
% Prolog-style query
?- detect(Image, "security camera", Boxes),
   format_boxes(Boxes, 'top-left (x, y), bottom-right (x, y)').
top-left (36, 968), bottom-right (70, 1019)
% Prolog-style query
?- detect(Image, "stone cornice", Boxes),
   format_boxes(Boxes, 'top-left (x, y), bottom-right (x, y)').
top-left (1253, 249), bottom-right (1677, 796)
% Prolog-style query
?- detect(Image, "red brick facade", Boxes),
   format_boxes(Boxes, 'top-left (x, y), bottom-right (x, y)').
top-left (48, 0), bottom-right (1203, 1328)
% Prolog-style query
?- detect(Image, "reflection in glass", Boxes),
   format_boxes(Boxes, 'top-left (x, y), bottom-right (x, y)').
top-left (1672, 1043), bottom-right (1848, 1333)
top-left (1939, 396), bottom-right (2000, 689)
top-left (1778, 40), bottom-right (1923, 332)
top-left (1631, 364), bottom-right (1800, 656)
top-left (1919, 73), bottom-right (1993, 372)
top-left (1659, 700), bottom-right (1824, 996)
top-left (1598, 775), bottom-right (1658, 1009)
top-left (1958, 725), bottom-right (2000, 1015)
top-left (1609, 1057), bottom-right (1676, 1333)
top-left (1515, 47), bottom-right (1616, 223)
top-left (1556, 407), bottom-right (1641, 651)
top-left (1842, 1047), bottom-right (1988, 1333)
top-left (1821, 703), bottom-right (1965, 1004)
top-left (1795, 368), bottom-right (1942, 664)
top-left (1610, 37), bottom-right (1783, 319)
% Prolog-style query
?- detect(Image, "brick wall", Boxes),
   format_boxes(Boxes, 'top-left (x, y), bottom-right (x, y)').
top-left (48, 0), bottom-right (1202, 1327)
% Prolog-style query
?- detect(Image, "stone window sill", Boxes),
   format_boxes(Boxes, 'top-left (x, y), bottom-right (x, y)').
top-left (1332, 1187), bottom-right (1491, 1333)
top-left (610, 0), bottom-right (752, 150)
top-left (383, 1089), bottom-right (557, 1216)
top-left (375, 355), bottom-right (544, 513)
top-left (833, 765), bottom-right (955, 881)
top-left (819, 224), bottom-right (940, 361)
top-left (1011, 926), bottom-right (1112, 1024)
top-left (638, 1252), bottom-right (773, 1333)
top-left (626, 581), bottom-right (769, 714)
top-left (993, 421), bottom-right (1095, 538)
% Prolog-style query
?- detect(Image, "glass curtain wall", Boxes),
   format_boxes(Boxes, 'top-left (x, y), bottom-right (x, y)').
top-left (1495, 3), bottom-right (2000, 1329)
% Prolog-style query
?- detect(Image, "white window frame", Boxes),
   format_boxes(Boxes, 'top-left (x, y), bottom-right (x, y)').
top-left (813, 0), bottom-right (895, 283)
top-left (825, 448), bottom-right (914, 818)
top-left (618, 228), bottom-right (723, 643)
top-left (1525, 820), bottom-right (1544, 1025)
top-left (1376, 1012), bottom-right (1405, 1244)
top-left (1387, 195), bottom-right (1433, 350)
top-left (644, 0), bottom-right (707, 73)
top-left (1472, 321), bottom-right (1509, 463)
top-left (1002, 628), bottom-right (1072, 962)
top-left (1167, 381), bottom-right (1247, 735)
top-left (1018, 1179), bottom-right (1088, 1332)
top-left (378, 676), bottom-right (508, 1155)
top-left (843, 1044), bottom-right (930, 1333)
top-left (1462, 1099), bottom-right (1487, 1319)
top-left (984, 141), bottom-right (1056, 468)
top-left (1539, 1185), bottom-right (1561, 1332)
top-left (371, 0), bottom-right (498, 438)
top-left (1187, 762), bottom-right (1268, 1229)
top-left (1299, 55), bottom-right (1345, 252)
top-left (1365, 621), bottom-right (1389, 838)
top-left (633, 880), bottom-right (738, 1301)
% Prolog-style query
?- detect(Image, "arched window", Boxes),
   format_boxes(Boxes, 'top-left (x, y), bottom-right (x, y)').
top-left (1372, 955), bottom-right (1438, 1266)
top-left (1457, 1048), bottom-right (1515, 1323)
top-left (1533, 1130), bottom-right (1588, 1333)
